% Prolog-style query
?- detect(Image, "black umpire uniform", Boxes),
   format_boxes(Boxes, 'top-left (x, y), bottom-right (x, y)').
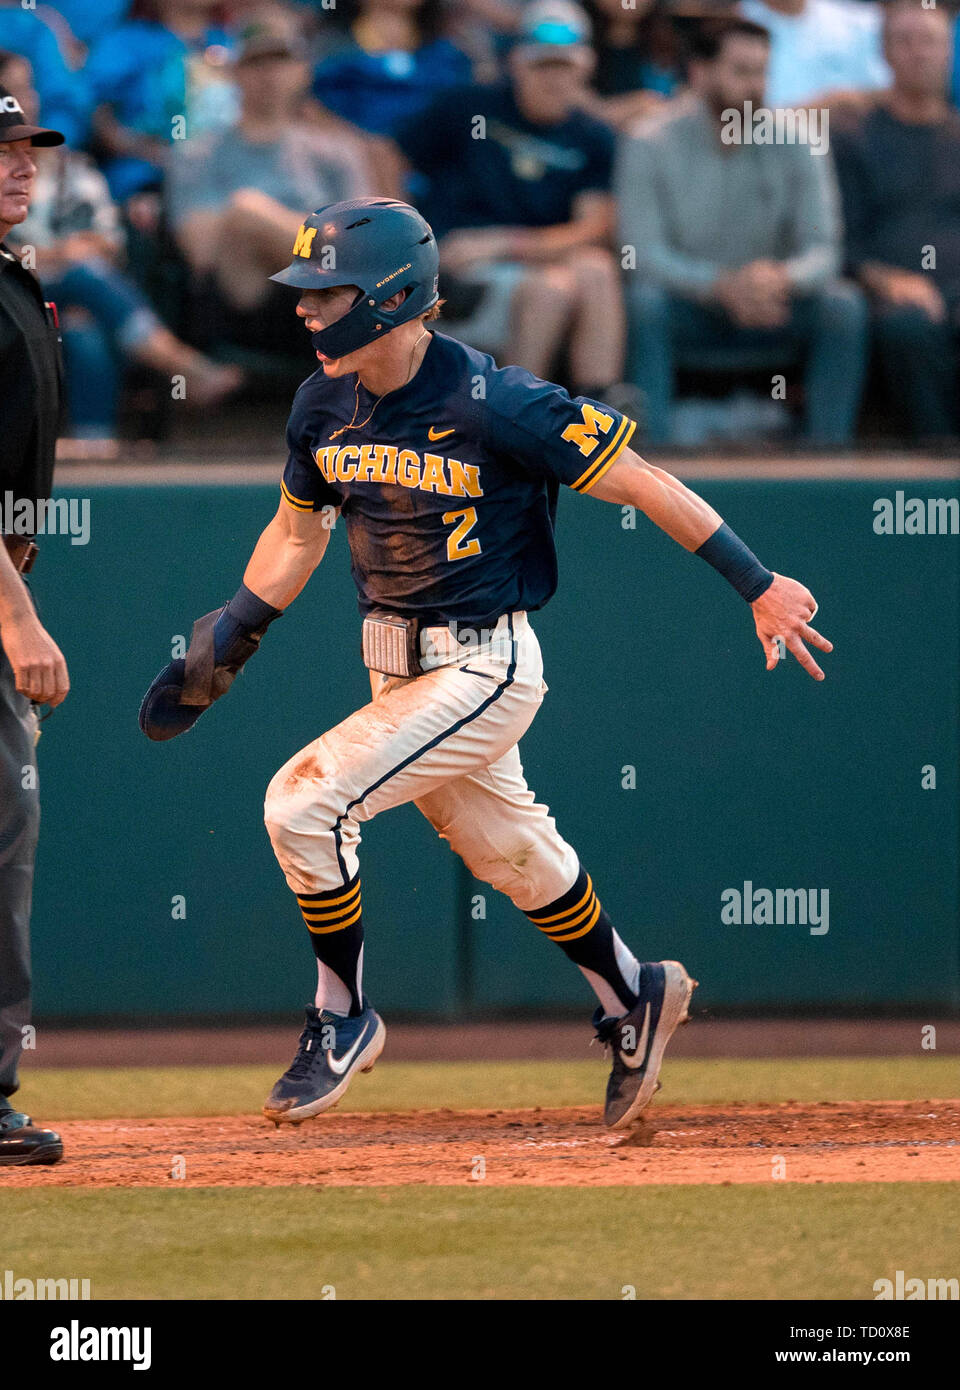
top-left (0, 87), bottom-right (66, 1165)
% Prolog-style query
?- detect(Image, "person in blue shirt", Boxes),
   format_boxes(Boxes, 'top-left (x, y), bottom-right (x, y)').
top-left (140, 198), bottom-right (831, 1134)
top-left (312, 0), bottom-right (472, 137)
top-left (832, 2), bottom-right (960, 443)
top-left (0, 1), bottom-right (91, 146)
top-left (41, 0), bottom-right (133, 50)
top-left (392, 1), bottom-right (628, 404)
top-left (84, 0), bottom-right (235, 201)
top-left (582, 0), bottom-right (685, 129)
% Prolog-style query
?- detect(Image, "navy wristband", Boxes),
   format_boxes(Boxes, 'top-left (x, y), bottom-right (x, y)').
top-left (214, 584), bottom-right (283, 662)
top-left (696, 523), bottom-right (774, 602)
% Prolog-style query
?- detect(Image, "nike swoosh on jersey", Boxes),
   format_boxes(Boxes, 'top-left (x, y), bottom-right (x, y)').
top-left (327, 1022), bottom-right (372, 1076)
top-left (428, 426), bottom-right (455, 441)
top-left (621, 1002), bottom-right (651, 1070)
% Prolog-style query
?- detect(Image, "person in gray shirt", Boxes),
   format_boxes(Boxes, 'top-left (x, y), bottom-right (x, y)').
top-left (167, 16), bottom-right (371, 349)
top-left (616, 16), bottom-right (868, 446)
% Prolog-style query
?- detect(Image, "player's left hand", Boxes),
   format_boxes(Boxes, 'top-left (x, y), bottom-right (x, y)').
top-left (750, 573), bottom-right (833, 681)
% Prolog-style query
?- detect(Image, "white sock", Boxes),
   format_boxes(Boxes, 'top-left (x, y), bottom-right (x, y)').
top-left (579, 932), bottom-right (641, 1017)
top-left (314, 960), bottom-right (352, 1016)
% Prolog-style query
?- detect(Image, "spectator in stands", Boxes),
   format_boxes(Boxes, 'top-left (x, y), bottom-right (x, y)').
top-left (832, 3), bottom-right (960, 444)
top-left (393, 0), bottom-right (627, 397)
top-left (85, 0), bottom-right (237, 202)
top-left (0, 51), bottom-right (241, 452)
top-left (617, 16), bottom-right (867, 447)
top-left (39, 1), bottom-right (133, 54)
top-left (738, 0), bottom-right (889, 107)
top-left (312, 0), bottom-right (472, 138)
top-left (0, 0), bottom-right (90, 145)
top-left (167, 12), bottom-right (371, 357)
top-left (447, 0), bottom-right (523, 81)
top-left (581, 0), bottom-right (685, 129)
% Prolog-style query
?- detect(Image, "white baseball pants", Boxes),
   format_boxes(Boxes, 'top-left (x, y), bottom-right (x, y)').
top-left (263, 612), bottom-right (580, 911)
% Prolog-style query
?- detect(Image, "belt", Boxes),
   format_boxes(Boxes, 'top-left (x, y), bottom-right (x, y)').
top-left (419, 611), bottom-right (525, 670)
top-left (2, 535), bottom-right (38, 574)
top-left (362, 609), bottom-right (525, 677)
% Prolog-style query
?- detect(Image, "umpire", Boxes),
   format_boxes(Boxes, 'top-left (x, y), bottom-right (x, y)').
top-left (0, 84), bottom-right (70, 1165)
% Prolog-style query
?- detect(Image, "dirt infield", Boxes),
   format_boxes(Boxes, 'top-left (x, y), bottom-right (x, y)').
top-left (6, 1100), bottom-right (958, 1188)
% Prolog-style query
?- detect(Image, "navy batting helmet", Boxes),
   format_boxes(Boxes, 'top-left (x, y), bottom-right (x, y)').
top-left (270, 198), bottom-right (440, 358)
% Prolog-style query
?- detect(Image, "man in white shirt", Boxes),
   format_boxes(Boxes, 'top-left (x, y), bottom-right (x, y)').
top-left (739, 0), bottom-right (890, 105)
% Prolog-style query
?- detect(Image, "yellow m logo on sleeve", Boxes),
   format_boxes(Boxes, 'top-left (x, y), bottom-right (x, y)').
top-left (292, 224), bottom-right (318, 259)
top-left (561, 403), bottom-right (615, 458)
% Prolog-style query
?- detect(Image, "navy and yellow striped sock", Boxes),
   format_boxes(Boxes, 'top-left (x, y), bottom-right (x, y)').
top-left (296, 875), bottom-right (365, 1017)
top-left (526, 866), bottom-right (641, 1016)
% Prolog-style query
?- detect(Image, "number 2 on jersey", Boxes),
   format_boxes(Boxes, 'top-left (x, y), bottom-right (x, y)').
top-left (443, 507), bottom-right (481, 562)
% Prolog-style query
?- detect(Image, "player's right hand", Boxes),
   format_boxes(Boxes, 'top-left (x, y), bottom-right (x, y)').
top-left (750, 572), bottom-right (833, 682)
top-left (0, 615), bottom-right (70, 706)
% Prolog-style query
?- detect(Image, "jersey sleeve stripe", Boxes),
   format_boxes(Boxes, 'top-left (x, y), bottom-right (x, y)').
top-left (280, 479), bottom-right (315, 512)
top-left (570, 416), bottom-right (636, 494)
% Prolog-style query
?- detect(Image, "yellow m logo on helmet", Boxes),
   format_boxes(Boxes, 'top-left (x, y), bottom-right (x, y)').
top-left (561, 403), bottom-right (615, 458)
top-left (292, 224), bottom-right (318, 259)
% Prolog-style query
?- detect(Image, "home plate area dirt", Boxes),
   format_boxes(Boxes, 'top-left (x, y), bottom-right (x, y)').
top-left (5, 1101), bottom-right (959, 1188)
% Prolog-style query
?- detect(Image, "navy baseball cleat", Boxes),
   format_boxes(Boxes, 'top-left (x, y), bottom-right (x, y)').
top-left (263, 1001), bottom-right (386, 1125)
top-left (593, 961), bottom-right (697, 1130)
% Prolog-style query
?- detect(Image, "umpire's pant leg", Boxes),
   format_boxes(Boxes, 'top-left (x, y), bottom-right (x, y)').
top-left (0, 650), bottom-right (40, 1098)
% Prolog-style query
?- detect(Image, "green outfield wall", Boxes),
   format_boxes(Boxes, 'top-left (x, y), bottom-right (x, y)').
top-left (28, 467), bottom-right (960, 1019)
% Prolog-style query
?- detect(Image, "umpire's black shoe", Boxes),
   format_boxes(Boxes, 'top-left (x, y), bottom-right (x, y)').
top-left (0, 1105), bottom-right (64, 1166)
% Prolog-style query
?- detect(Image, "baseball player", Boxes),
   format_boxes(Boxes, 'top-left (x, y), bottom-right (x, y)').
top-left (140, 198), bottom-right (831, 1131)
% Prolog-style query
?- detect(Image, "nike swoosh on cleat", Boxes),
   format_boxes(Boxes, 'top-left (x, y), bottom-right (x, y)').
top-left (428, 427), bottom-right (455, 441)
top-left (327, 1024), bottom-right (371, 1076)
top-left (621, 1002), bottom-right (651, 1070)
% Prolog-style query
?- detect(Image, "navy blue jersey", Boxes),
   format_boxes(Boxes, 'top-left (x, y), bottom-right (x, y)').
top-left (282, 331), bottom-right (636, 626)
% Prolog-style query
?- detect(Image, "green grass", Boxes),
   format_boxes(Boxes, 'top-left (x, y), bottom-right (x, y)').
top-left (8, 1059), bottom-right (954, 1300)
top-left (17, 1056), bottom-right (957, 1120)
top-left (1, 1185), bottom-right (954, 1300)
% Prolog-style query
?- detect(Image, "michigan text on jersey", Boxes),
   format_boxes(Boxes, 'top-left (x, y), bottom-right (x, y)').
top-left (314, 445), bottom-right (483, 498)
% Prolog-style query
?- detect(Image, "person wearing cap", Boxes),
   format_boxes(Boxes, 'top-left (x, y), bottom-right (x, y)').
top-left (392, 0), bottom-right (629, 402)
top-left (0, 83), bottom-right (69, 1166)
top-left (0, 0), bottom-right (92, 148)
